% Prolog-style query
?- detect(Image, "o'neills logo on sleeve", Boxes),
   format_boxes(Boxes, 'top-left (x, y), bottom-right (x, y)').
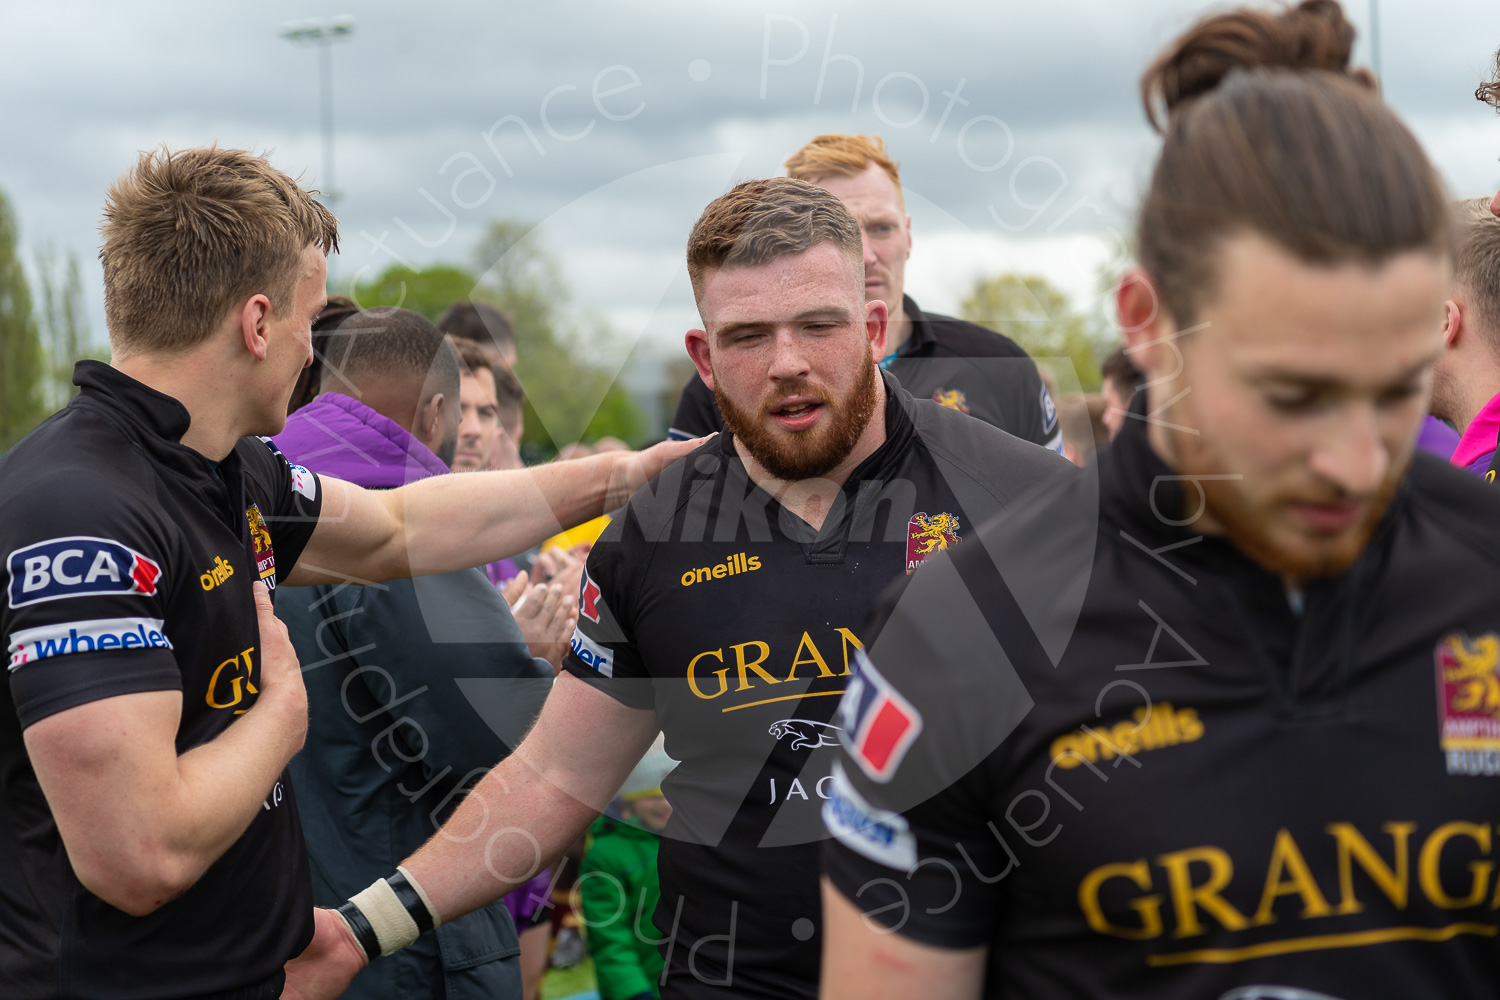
top-left (245, 504), bottom-right (276, 590)
top-left (680, 552), bottom-right (761, 587)
top-left (1435, 631), bottom-right (1500, 776)
top-left (905, 512), bottom-right (960, 573)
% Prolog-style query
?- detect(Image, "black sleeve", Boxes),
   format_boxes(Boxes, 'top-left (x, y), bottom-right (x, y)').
top-left (987, 356), bottom-right (1062, 455)
top-left (3, 470), bottom-right (181, 728)
top-left (560, 515), bottom-right (656, 711)
top-left (822, 536), bottom-right (1044, 948)
top-left (243, 436), bottom-right (324, 582)
top-left (667, 376), bottom-right (723, 441)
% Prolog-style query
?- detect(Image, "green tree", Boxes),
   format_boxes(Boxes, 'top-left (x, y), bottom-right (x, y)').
top-left (471, 220), bottom-right (645, 451)
top-left (0, 190), bottom-right (47, 451)
top-left (350, 263), bottom-right (479, 321)
top-left (960, 273), bottom-right (1107, 392)
top-left (35, 243), bottom-right (95, 410)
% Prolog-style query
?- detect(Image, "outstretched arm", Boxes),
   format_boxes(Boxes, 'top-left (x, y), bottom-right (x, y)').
top-left (285, 439), bottom-right (707, 586)
top-left (283, 672), bottom-right (658, 995)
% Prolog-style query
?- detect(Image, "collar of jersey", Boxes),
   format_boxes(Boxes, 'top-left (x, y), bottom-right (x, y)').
top-left (73, 359), bottom-right (194, 443)
top-left (880, 294), bottom-right (931, 370)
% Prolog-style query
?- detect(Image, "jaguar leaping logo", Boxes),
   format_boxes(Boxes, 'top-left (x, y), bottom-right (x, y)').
top-left (768, 719), bottom-right (843, 751)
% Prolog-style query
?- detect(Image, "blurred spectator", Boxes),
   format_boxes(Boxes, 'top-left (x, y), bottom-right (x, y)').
top-left (1430, 197), bottom-right (1500, 477)
top-left (491, 363), bottom-right (528, 471)
top-left (1057, 393), bottom-right (1109, 466)
top-left (272, 306), bottom-right (567, 1000)
top-left (449, 337), bottom-right (502, 474)
top-left (438, 299), bottom-right (518, 368)
top-left (1099, 346), bottom-right (1143, 440)
top-left (579, 748), bottom-right (676, 1000)
top-left (287, 295), bottom-right (361, 414)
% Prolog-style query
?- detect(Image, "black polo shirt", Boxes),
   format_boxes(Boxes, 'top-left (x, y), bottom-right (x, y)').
top-left (824, 408), bottom-right (1500, 998)
top-left (0, 362), bottom-right (323, 999)
top-left (668, 295), bottom-right (1063, 456)
top-left (564, 371), bottom-right (1074, 999)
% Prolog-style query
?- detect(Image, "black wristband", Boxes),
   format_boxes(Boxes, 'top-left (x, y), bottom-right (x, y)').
top-left (336, 900), bottom-right (381, 962)
top-left (387, 870), bottom-right (436, 935)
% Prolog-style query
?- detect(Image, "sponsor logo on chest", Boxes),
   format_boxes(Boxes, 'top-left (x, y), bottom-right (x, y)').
top-left (7, 536), bottom-right (162, 608)
top-left (680, 552), bottom-right (761, 587)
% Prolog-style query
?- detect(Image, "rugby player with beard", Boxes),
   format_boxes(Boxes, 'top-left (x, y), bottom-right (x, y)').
top-left (819, 3), bottom-right (1500, 999)
top-left (286, 178), bottom-right (1074, 1000)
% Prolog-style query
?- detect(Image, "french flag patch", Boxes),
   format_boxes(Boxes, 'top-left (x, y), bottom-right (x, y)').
top-left (839, 650), bottom-right (923, 783)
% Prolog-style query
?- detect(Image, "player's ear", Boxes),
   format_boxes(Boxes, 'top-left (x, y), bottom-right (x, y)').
top-left (686, 329), bottom-right (715, 390)
top-left (865, 298), bottom-right (888, 360)
top-left (1442, 300), bottom-right (1462, 348)
top-left (1117, 269), bottom-right (1170, 378)
top-left (240, 294), bottom-right (273, 361)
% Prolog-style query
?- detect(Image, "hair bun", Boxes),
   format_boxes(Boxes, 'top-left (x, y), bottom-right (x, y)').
top-left (1142, 0), bottom-right (1373, 132)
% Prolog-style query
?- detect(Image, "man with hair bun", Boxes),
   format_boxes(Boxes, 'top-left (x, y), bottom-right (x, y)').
top-left (286, 176), bottom-right (1073, 1000)
top-left (821, 3), bottom-right (1500, 998)
top-left (669, 134), bottom-right (1064, 457)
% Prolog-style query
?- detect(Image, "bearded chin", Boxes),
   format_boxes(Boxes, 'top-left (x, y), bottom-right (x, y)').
top-left (1169, 423), bottom-right (1404, 583)
top-left (714, 343), bottom-right (878, 482)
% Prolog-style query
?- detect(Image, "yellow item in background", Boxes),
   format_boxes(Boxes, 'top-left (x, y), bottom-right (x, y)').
top-left (542, 514), bottom-right (610, 553)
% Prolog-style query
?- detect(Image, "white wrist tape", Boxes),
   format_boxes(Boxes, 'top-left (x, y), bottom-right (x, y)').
top-left (347, 879), bottom-right (419, 957)
top-left (397, 865), bottom-right (443, 931)
top-left (345, 867), bottom-right (442, 957)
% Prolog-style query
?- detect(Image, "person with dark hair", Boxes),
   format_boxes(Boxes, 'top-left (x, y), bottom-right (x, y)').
top-left (438, 300), bottom-right (518, 369)
top-left (819, 3), bottom-right (1500, 998)
top-left (0, 146), bottom-right (700, 999)
top-left (1098, 346), bottom-right (1143, 440)
top-left (287, 295), bottom-right (362, 414)
top-left (269, 306), bottom-right (569, 1000)
top-left (668, 134), bottom-right (1064, 456)
top-left (1430, 199), bottom-right (1500, 478)
top-left (286, 176), bottom-right (1073, 1000)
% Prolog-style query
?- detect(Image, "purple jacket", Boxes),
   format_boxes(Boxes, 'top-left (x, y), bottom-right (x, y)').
top-left (273, 392), bottom-right (449, 489)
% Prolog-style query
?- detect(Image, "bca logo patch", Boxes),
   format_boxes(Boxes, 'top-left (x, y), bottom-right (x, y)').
top-left (579, 568), bottom-right (603, 623)
top-left (7, 536), bottom-right (163, 608)
top-left (839, 650), bottom-right (922, 783)
top-left (1040, 385), bottom-right (1059, 435)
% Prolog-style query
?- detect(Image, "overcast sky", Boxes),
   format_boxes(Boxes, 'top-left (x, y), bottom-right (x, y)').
top-left (6, 0), bottom-right (1500, 397)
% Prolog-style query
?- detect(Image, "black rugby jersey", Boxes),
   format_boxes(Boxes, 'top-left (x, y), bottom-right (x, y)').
top-left (0, 362), bottom-right (323, 1000)
top-left (564, 371), bottom-right (1073, 999)
top-left (824, 406), bottom-right (1500, 999)
top-left (669, 296), bottom-right (1064, 456)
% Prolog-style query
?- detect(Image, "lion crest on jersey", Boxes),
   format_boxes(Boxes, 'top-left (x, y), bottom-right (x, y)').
top-left (905, 512), bottom-right (961, 573)
top-left (245, 503), bottom-right (277, 588)
top-left (1435, 631), bottom-right (1500, 776)
top-left (931, 388), bottom-right (970, 414)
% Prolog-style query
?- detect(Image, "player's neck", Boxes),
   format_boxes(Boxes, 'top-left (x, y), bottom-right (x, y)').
top-left (744, 373), bottom-right (889, 532)
top-left (114, 343), bottom-right (254, 461)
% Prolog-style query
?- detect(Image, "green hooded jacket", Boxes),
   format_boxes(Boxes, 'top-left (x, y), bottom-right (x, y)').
top-left (580, 814), bottom-right (664, 999)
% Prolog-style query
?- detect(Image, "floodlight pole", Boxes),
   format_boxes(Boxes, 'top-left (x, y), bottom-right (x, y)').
top-left (1369, 0), bottom-right (1383, 87)
top-left (279, 16), bottom-right (356, 216)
